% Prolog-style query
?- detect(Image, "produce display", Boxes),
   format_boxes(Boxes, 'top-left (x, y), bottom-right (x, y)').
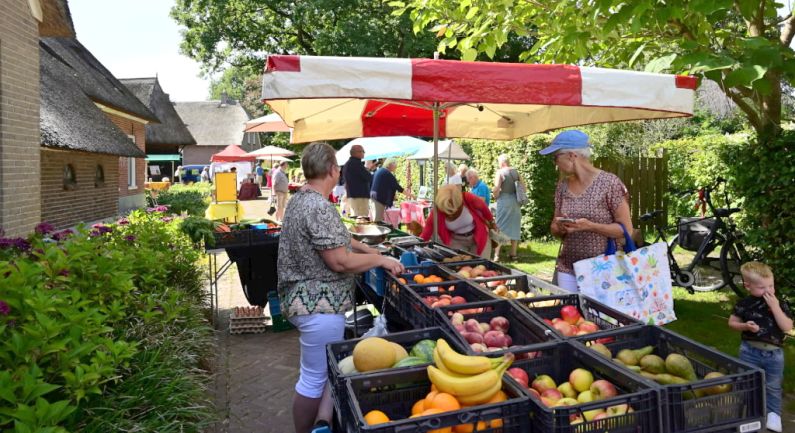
top-left (453, 264), bottom-right (504, 279)
top-left (539, 305), bottom-right (603, 337)
top-left (589, 344), bottom-right (732, 398)
top-left (441, 254), bottom-right (475, 263)
top-left (337, 337), bottom-right (437, 374)
top-left (450, 313), bottom-right (516, 353)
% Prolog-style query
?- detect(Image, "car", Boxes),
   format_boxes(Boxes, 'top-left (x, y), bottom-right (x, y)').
top-left (180, 164), bottom-right (208, 183)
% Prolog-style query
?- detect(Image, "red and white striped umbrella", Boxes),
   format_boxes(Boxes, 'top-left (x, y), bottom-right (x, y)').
top-left (261, 55), bottom-right (697, 144)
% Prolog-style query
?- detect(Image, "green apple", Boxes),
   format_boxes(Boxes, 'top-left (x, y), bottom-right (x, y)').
top-left (569, 368), bottom-right (594, 393)
top-left (558, 382), bottom-right (577, 398)
top-left (583, 409), bottom-right (606, 421)
top-left (577, 390), bottom-right (594, 403)
top-left (554, 397), bottom-right (580, 407)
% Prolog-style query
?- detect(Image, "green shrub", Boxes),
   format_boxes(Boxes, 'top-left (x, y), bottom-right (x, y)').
top-left (0, 211), bottom-right (213, 432)
top-left (147, 183), bottom-right (212, 216)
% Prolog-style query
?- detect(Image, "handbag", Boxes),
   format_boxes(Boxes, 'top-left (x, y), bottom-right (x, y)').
top-left (513, 170), bottom-right (529, 205)
top-left (573, 224), bottom-right (676, 325)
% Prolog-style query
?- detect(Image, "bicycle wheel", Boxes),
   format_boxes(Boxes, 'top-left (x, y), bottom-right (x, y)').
top-left (721, 240), bottom-right (749, 297)
top-left (669, 235), bottom-right (725, 291)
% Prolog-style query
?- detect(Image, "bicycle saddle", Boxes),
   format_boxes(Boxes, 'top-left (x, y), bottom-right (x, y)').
top-left (714, 207), bottom-right (741, 218)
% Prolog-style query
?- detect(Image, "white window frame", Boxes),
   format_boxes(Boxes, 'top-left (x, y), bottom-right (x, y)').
top-left (127, 135), bottom-right (137, 189)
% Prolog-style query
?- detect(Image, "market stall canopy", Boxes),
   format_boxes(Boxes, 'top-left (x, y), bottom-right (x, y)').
top-left (408, 140), bottom-right (469, 161)
top-left (336, 136), bottom-right (426, 165)
top-left (261, 55), bottom-right (696, 143)
top-left (243, 112), bottom-right (291, 132)
top-left (245, 145), bottom-right (295, 158)
top-left (255, 155), bottom-right (293, 163)
top-left (210, 144), bottom-right (256, 162)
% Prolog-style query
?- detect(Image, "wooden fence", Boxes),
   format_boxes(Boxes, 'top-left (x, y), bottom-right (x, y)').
top-left (595, 152), bottom-right (668, 232)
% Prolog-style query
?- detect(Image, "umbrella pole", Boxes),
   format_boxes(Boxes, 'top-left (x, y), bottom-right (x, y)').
top-left (432, 103), bottom-right (440, 243)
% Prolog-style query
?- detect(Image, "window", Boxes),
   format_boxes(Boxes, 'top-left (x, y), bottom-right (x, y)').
top-left (127, 135), bottom-right (137, 189)
top-left (63, 164), bottom-right (77, 190)
top-left (94, 164), bottom-right (105, 188)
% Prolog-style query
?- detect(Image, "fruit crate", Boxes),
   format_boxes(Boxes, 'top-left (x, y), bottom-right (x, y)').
top-left (363, 267), bottom-right (387, 296)
top-left (342, 365), bottom-right (530, 433)
top-left (384, 263), bottom-right (461, 327)
top-left (507, 341), bottom-right (662, 433)
top-left (327, 327), bottom-right (464, 403)
top-left (249, 226), bottom-right (280, 245)
top-left (400, 280), bottom-right (500, 329)
top-left (211, 229), bottom-right (250, 248)
top-left (574, 326), bottom-right (765, 433)
top-left (515, 294), bottom-right (642, 339)
top-left (390, 242), bottom-right (477, 263)
top-left (468, 274), bottom-right (567, 300)
top-left (437, 300), bottom-right (558, 356)
top-left (445, 259), bottom-right (519, 279)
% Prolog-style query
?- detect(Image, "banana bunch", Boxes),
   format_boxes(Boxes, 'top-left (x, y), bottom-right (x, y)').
top-left (428, 339), bottom-right (514, 405)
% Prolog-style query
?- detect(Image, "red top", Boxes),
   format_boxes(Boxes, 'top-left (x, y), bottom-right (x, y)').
top-left (420, 192), bottom-right (495, 254)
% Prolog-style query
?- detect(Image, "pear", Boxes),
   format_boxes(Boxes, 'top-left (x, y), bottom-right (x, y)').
top-left (590, 343), bottom-right (612, 358)
top-left (639, 354), bottom-right (666, 374)
top-left (665, 353), bottom-right (697, 381)
top-left (616, 349), bottom-right (639, 366)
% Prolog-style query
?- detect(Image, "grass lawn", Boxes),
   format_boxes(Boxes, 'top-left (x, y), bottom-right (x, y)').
top-left (505, 239), bottom-right (795, 411)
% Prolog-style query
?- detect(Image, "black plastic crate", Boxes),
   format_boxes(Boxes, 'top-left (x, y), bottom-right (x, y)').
top-left (574, 326), bottom-right (765, 433)
top-left (327, 327), bottom-right (463, 402)
top-left (250, 227), bottom-right (280, 245)
top-left (515, 294), bottom-right (642, 339)
top-left (343, 365), bottom-right (530, 433)
top-left (391, 242), bottom-right (478, 263)
top-left (384, 263), bottom-right (461, 327)
top-left (437, 300), bottom-right (557, 356)
top-left (506, 341), bottom-right (662, 433)
top-left (445, 259), bottom-right (518, 279)
top-left (212, 229), bottom-right (250, 248)
top-left (400, 280), bottom-right (500, 329)
top-left (468, 274), bottom-right (567, 301)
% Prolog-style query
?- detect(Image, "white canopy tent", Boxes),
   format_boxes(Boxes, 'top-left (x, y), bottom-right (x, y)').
top-left (408, 140), bottom-right (469, 161)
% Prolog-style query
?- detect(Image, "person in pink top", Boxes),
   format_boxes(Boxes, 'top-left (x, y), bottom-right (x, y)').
top-left (541, 130), bottom-right (634, 293)
top-left (420, 184), bottom-right (498, 258)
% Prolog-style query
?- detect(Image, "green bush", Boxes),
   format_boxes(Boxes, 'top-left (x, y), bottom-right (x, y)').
top-left (0, 211), bottom-right (213, 432)
top-left (147, 183), bottom-right (212, 216)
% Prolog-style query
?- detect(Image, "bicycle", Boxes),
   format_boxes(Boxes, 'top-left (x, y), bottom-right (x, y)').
top-left (640, 177), bottom-right (750, 297)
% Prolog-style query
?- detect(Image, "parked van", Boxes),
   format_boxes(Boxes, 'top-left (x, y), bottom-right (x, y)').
top-left (180, 164), bottom-right (208, 183)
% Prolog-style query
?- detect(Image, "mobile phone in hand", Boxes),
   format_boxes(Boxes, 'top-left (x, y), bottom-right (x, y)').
top-left (556, 217), bottom-right (576, 223)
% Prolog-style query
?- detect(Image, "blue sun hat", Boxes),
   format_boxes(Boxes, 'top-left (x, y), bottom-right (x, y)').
top-left (539, 130), bottom-right (591, 155)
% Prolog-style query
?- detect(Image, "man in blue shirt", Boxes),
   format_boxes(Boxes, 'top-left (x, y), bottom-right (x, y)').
top-left (342, 145), bottom-right (372, 217)
top-left (255, 164), bottom-right (264, 187)
top-left (466, 168), bottom-right (491, 205)
top-left (370, 159), bottom-right (404, 222)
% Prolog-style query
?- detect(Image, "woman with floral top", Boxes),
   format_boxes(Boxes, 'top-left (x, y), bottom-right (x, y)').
top-left (277, 142), bottom-right (404, 433)
top-left (541, 130), bottom-right (633, 293)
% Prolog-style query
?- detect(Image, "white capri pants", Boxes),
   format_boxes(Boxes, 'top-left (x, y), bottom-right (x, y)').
top-left (556, 272), bottom-right (579, 293)
top-left (288, 313), bottom-right (346, 398)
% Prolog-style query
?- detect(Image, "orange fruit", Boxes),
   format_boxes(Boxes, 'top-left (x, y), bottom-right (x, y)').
top-left (419, 408), bottom-right (451, 433)
top-left (424, 390), bottom-right (438, 407)
top-left (411, 399), bottom-right (425, 415)
top-left (490, 418), bottom-right (503, 428)
top-left (428, 392), bottom-right (461, 412)
top-left (429, 428), bottom-right (452, 433)
top-left (413, 274), bottom-right (425, 283)
top-left (487, 390), bottom-right (508, 403)
top-left (398, 277), bottom-right (407, 284)
top-left (453, 421), bottom-right (488, 433)
top-left (363, 410), bottom-right (390, 425)
top-left (431, 384), bottom-right (439, 392)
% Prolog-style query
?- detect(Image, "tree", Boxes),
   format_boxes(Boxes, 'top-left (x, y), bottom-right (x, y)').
top-left (394, 0), bottom-right (795, 143)
top-left (209, 65), bottom-right (266, 118)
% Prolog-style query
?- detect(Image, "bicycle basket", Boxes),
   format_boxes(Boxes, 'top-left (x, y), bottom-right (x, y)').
top-left (678, 217), bottom-right (715, 251)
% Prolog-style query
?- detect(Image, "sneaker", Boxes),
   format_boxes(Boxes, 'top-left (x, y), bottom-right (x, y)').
top-left (767, 412), bottom-right (782, 432)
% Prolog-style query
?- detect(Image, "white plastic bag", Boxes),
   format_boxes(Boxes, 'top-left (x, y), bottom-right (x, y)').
top-left (362, 314), bottom-right (388, 337)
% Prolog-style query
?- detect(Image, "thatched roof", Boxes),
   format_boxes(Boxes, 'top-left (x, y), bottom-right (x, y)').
top-left (39, 0), bottom-right (75, 37)
top-left (40, 43), bottom-right (145, 157)
top-left (40, 37), bottom-right (159, 123)
top-left (120, 77), bottom-right (196, 150)
top-left (174, 99), bottom-right (260, 148)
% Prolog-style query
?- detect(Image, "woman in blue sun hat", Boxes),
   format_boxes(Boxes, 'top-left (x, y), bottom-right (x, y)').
top-left (541, 130), bottom-right (634, 293)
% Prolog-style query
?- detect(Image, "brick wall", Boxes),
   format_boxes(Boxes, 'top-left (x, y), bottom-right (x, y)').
top-left (0, 0), bottom-right (43, 236)
top-left (107, 114), bottom-right (146, 197)
top-left (40, 148), bottom-right (119, 229)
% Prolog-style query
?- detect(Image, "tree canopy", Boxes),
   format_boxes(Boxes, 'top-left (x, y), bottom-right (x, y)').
top-left (393, 0), bottom-right (795, 142)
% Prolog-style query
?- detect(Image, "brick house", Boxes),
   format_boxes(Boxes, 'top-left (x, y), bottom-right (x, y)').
top-left (175, 95), bottom-right (260, 165)
top-left (120, 77), bottom-right (196, 181)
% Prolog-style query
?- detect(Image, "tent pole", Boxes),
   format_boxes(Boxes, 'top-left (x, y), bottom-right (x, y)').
top-left (432, 103), bottom-right (440, 243)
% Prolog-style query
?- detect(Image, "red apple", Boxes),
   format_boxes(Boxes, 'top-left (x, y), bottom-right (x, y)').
top-left (560, 305), bottom-right (582, 325)
top-left (489, 316), bottom-right (510, 332)
top-left (450, 296), bottom-right (467, 305)
top-left (541, 388), bottom-right (563, 402)
top-left (507, 368), bottom-right (529, 388)
top-left (570, 414), bottom-right (584, 424)
top-left (527, 388), bottom-right (541, 398)
top-left (532, 375), bottom-right (557, 393)
top-left (461, 331), bottom-right (484, 345)
top-left (540, 397), bottom-right (556, 407)
top-left (595, 336), bottom-right (615, 344)
top-left (578, 321), bottom-right (600, 333)
top-left (592, 412), bottom-right (609, 421)
top-left (464, 319), bottom-right (482, 334)
top-left (553, 320), bottom-right (577, 337)
top-left (483, 330), bottom-right (508, 348)
top-left (590, 379), bottom-right (618, 400)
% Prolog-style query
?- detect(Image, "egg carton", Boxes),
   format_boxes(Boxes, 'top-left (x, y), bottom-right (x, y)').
top-left (229, 307), bottom-right (270, 334)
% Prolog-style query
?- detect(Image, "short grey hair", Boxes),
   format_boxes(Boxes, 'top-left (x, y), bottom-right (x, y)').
top-left (445, 161), bottom-right (457, 175)
top-left (383, 158), bottom-right (397, 168)
top-left (561, 148), bottom-right (592, 159)
top-left (497, 154), bottom-right (510, 165)
top-left (302, 142), bottom-right (337, 180)
top-left (465, 168), bottom-right (479, 179)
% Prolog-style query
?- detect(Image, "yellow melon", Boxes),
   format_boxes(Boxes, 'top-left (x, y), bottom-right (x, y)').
top-left (392, 343), bottom-right (409, 364)
top-left (353, 337), bottom-right (396, 372)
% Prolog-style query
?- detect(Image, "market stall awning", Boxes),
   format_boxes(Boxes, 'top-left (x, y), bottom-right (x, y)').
top-left (261, 55), bottom-right (696, 143)
top-left (210, 144), bottom-right (256, 162)
top-left (408, 140), bottom-right (469, 161)
top-left (146, 154), bottom-right (181, 161)
top-left (245, 145), bottom-right (295, 158)
top-left (336, 136), bottom-right (426, 165)
top-left (243, 112), bottom-right (291, 133)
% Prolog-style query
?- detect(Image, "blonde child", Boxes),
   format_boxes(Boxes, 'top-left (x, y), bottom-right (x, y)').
top-left (728, 261), bottom-right (793, 432)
